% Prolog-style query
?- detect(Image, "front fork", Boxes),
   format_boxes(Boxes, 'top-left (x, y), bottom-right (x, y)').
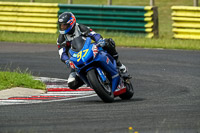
top-left (96, 67), bottom-right (107, 83)
top-left (96, 67), bottom-right (121, 93)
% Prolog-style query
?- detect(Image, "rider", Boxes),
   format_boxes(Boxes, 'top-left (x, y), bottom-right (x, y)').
top-left (57, 12), bottom-right (127, 89)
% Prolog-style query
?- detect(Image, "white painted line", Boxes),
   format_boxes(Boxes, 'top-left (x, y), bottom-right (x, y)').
top-left (46, 85), bottom-right (69, 88)
top-left (0, 100), bottom-right (43, 105)
top-left (47, 91), bottom-right (94, 94)
top-left (34, 77), bottom-right (68, 82)
top-left (0, 94), bottom-right (97, 106)
top-left (40, 94), bottom-right (97, 103)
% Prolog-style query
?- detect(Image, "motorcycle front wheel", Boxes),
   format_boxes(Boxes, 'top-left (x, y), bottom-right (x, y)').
top-left (87, 69), bottom-right (114, 103)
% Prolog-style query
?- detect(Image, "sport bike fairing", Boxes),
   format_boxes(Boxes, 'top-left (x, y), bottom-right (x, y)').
top-left (69, 36), bottom-right (120, 92)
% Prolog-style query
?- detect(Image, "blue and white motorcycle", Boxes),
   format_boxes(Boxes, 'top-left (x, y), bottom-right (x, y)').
top-left (68, 36), bottom-right (134, 103)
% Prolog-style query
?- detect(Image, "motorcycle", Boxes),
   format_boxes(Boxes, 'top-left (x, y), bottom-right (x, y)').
top-left (68, 36), bottom-right (134, 103)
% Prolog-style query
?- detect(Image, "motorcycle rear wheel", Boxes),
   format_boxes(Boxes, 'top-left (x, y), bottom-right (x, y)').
top-left (87, 69), bottom-right (114, 103)
top-left (119, 79), bottom-right (134, 100)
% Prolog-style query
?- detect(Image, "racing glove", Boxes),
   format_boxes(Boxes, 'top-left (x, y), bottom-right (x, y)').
top-left (96, 38), bottom-right (105, 47)
top-left (65, 60), bottom-right (70, 68)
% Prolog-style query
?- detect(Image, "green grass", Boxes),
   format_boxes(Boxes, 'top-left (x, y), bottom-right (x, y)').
top-left (1, 31), bottom-right (200, 50)
top-left (0, 0), bottom-right (200, 50)
top-left (100, 31), bottom-right (200, 50)
top-left (0, 69), bottom-right (46, 90)
top-left (0, 31), bottom-right (58, 44)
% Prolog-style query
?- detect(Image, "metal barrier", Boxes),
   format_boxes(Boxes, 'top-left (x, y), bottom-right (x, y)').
top-left (172, 6), bottom-right (200, 40)
top-left (59, 4), bottom-right (158, 38)
top-left (0, 2), bottom-right (158, 38)
top-left (0, 2), bottom-right (59, 33)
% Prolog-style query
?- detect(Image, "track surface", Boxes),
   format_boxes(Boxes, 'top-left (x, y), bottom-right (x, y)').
top-left (0, 42), bottom-right (200, 133)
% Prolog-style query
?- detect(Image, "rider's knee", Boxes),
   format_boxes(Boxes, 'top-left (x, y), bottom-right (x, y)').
top-left (104, 38), bottom-right (118, 57)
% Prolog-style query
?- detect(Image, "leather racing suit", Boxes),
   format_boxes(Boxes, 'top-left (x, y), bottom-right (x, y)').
top-left (57, 23), bottom-right (120, 89)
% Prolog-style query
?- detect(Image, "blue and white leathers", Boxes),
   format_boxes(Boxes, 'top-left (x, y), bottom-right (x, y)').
top-left (69, 37), bottom-right (120, 92)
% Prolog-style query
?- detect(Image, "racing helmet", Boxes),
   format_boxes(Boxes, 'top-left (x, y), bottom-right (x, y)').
top-left (58, 12), bottom-right (76, 34)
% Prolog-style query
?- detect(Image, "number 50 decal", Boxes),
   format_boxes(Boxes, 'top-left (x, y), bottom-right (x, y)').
top-left (77, 49), bottom-right (89, 62)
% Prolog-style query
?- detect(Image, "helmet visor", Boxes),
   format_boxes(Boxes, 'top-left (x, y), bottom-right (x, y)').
top-left (59, 23), bottom-right (70, 31)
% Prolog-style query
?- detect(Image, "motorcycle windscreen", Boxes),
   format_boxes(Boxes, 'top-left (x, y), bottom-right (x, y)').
top-left (71, 36), bottom-right (85, 52)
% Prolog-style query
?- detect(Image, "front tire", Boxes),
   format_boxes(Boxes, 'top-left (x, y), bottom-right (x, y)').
top-left (87, 69), bottom-right (114, 103)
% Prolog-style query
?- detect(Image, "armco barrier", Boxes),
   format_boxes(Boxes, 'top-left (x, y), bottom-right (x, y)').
top-left (0, 2), bottom-right (158, 38)
top-left (0, 2), bottom-right (59, 33)
top-left (172, 6), bottom-right (200, 40)
top-left (59, 4), bottom-right (158, 38)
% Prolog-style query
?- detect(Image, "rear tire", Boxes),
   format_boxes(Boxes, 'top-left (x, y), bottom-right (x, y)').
top-left (87, 69), bottom-right (114, 103)
top-left (119, 79), bottom-right (134, 100)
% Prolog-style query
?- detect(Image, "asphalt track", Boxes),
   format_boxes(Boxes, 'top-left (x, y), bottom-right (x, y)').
top-left (0, 42), bottom-right (200, 133)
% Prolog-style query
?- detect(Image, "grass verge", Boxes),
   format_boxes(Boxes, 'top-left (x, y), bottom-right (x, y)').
top-left (0, 31), bottom-right (200, 50)
top-left (0, 69), bottom-right (46, 91)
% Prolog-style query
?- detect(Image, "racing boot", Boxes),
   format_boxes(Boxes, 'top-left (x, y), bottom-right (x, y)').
top-left (117, 60), bottom-right (131, 79)
top-left (116, 60), bottom-right (127, 74)
top-left (68, 71), bottom-right (76, 83)
top-left (68, 69), bottom-right (84, 90)
top-left (114, 55), bottom-right (131, 79)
